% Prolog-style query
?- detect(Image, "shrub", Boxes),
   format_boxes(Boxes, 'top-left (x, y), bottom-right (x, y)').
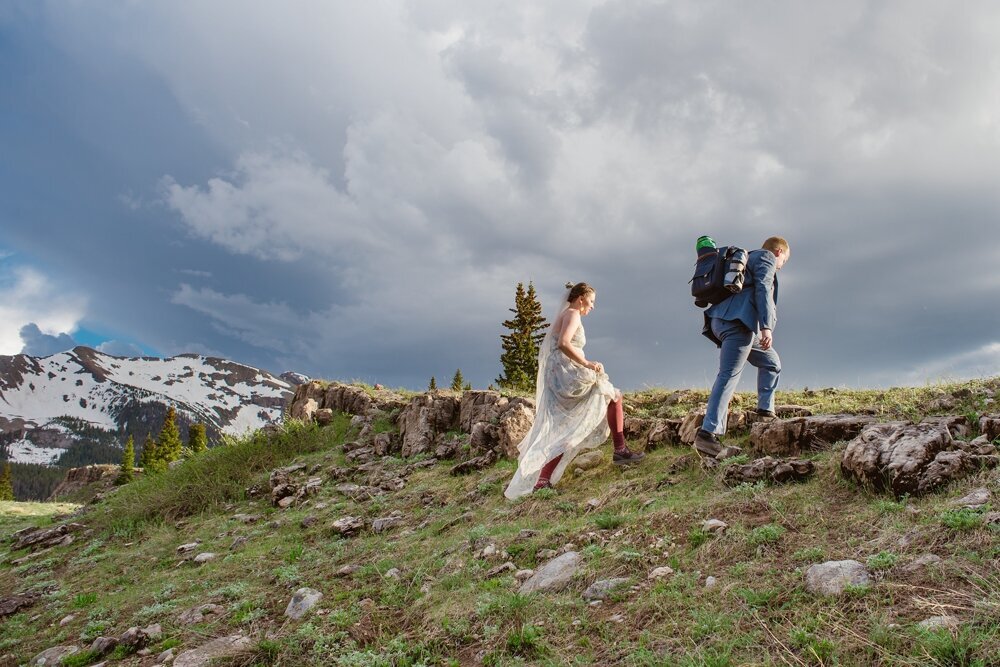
top-left (866, 551), bottom-right (899, 571)
top-left (940, 508), bottom-right (983, 531)
top-left (747, 524), bottom-right (785, 546)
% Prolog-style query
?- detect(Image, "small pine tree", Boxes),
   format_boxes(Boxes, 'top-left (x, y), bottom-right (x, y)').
top-left (428, 376), bottom-right (437, 391)
top-left (0, 463), bottom-right (13, 501)
top-left (157, 407), bottom-right (183, 465)
top-left (139, 434), bottom-right (165, 473)
top-left (188, 423), bottom-right (207, 454)
top-left (450, 369), bottom-right (465, 392)
top-left (463, 382), bottom-right (472, 391)
top-left (497, 281), bottom-right (548, 392)
top-left (119, 435), bottom-right (135, 484)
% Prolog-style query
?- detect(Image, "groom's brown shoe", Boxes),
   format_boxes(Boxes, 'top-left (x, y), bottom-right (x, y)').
top-left (694, 429), bottom-right (723, 458)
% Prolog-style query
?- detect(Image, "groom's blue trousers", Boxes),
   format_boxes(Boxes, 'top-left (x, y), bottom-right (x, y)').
top-left (702, 318), bottom-right (781, 435)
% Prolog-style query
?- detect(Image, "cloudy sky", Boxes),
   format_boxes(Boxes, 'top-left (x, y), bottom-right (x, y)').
top-left (3, 1), bottom-right (1000, 391)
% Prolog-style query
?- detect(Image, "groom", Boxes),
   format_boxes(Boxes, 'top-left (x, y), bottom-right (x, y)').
top-left (695, 236), bottom-right (790, 459)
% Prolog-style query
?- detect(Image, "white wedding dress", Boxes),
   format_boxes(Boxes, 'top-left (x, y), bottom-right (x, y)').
top-left (504, 318), bottom-right (618, 499)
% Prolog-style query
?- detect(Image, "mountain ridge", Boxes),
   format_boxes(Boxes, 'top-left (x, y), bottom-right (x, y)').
top-left (0, 346), bottom-right (302, 467)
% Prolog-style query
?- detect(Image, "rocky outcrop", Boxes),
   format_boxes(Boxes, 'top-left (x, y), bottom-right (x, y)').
top-left (840, 422), bottom-right (998, 497)
top-left (47, 464), bottom-right (120, 501)
top-left (399, 393), bottom-right (461, 457)
top-left (11, 522), bottom-right (84, 551)
top-left (750, 415), bottom-right (878, 456)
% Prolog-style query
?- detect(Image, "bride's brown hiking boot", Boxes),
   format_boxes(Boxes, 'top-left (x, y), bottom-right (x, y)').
top-left (613, 447), bottom-right (646, 466)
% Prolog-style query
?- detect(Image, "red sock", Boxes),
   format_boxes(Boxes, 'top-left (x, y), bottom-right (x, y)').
top-left (535, 454), bottom-right (563, 488)
top-left (607, 399), bottom-right (627, 452)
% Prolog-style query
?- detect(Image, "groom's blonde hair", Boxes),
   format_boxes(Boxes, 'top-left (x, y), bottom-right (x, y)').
top-left (762, 237), bottom-right (789, 254)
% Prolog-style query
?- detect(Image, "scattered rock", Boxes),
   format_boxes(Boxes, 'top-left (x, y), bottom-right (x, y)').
top-left (648, 566), bottom-right (675, 580)
top-left (314, 408), bottom-right (334, 426)
top-left (902, 554), bottom-right (942, 574)
top-left (952, 487), bottom-right (990, 509)
top-left (705, 576), bottom-right (718, 589)
top-left (119, 626), bottom-right (154, 649)
top-left (176, 542), bottom-right (200, 554)
top-left (918, 615), bottom-right (960, 631)
top-left (517, 529), bottom-right (537, 540)
top-left (229, 536), bottom-right (248, 552)
top-left (841, 422), bottom-right (984, 496)
top-left (177, 604), bottom-right (226, 626)
top-left (372, 513), bottom-right (405, 534)
top-left (0, 590), bottom-right (41, 619)
top-left (384, 568), bottom-right (401, 580)
top-left (450, 450), bottom-right (498, 475)
top-left (59, 614), bottom-right (75, 627)
top-left (90, 636), bottom-right (118, 655)
top-left (804, 560), bottom-right (870, 595)
top-left (300, 515), bottom-right (318, 529)
top-left (701, 519), bottom-right (728, 534)
top-left (29, 645), bottom-right (80, 665)
top-left (723, 456), bottom-right (815, 486)
top-left (486, 562), bottom-right (517, 578)
top-left (173, 634), bottom-right (253, 667)
top-left (582, 578), bottom-right (630, 601)
top-left (519, 552), bottom-right (582, 594)
top-left (157, 648), bottom-right (175, 664)
top-left (284, 588), bottom-right (323, 620)
top-left (585, 498), bottom-right (602, 511)
top-left (573, 450), bottom-right (604, 471)
top-left (335, 565), bottom-right (360, 577)
top-left (978, 414), bottom-right (1000, 441)
top-left (143, 624), bottom-right (162, 641)
top-left (12, 523), bottom-right (85, 552)
top-left (231, 514), bottom-right (260, 524)
top-left (193, 553), bottom-right (217, 564)
top-left (331, 516), bottom-right (365, 536)
top-left (514, 569), bottom-right (534, 582)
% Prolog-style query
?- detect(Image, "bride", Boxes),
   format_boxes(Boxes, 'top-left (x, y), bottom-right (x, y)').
top-left (504, 282), bottom-right (644, 499)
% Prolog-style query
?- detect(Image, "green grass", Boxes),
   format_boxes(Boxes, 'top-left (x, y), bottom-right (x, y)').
top-left (2, 379), bottom-right (1000, 666)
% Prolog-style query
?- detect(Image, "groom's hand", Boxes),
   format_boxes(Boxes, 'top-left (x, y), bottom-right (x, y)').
top-left (759, 329), bottom-right (773, 350)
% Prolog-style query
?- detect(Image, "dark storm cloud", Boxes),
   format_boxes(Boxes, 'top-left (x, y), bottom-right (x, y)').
top-left (3, 1), bottom-right (1000, 389)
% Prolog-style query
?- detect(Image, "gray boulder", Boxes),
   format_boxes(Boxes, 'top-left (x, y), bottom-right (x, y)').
top-left (840, 422), bottom-right (979, 496)
top-left (399, 393), bottom-right (461, 457)
top-left (804, 560), bottom-right (870, 595)
top-left (173, 634), bottom-right (253, 667)
top-left (519, 551), bottom-right (582, 594)
top-left (582, 578), bottom-right (630, 601)
top-left (952, 487), bottom-right (990, 509)
top-left (285, 588), bottom-right (323, 620)
top-left (29, 645), bottom-right (80, 665)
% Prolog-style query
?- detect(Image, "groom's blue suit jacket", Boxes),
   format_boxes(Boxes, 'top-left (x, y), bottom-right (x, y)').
top-left (702, 248), bottom-right (779, 345)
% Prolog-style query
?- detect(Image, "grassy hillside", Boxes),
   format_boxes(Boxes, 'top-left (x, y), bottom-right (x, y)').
top-left (1, 382), bottom-right (998, 666)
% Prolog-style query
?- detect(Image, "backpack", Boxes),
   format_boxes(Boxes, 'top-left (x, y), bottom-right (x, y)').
top-left (689, 239), bottom-right (748, 308)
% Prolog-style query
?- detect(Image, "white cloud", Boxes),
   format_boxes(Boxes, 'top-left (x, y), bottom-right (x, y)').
top-left (0, 264), bottom-right (86, 356)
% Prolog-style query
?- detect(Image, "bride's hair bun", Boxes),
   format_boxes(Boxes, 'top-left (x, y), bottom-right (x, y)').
top-left (565, 282), bottom-right (595, 302)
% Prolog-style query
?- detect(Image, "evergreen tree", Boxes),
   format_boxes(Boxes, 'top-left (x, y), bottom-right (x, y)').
top-left (428, 376), bottom-right (437, 391)
top-left (463, 382), bottom-right (472, 391)
top-left (450, 369), bottom-right (465, 392)
top-left (188, 423), bottom-right (208, 454)
top-left (0, 463), bottom-right (14, 501)
top-left (496, 281), bottom-right (548, 392)
top-left (157, 407), bottom-right (183, 465)
top-left (139, 434), bottom-right (165, 473)
top-left (119, 435), bottom-right (135, 484)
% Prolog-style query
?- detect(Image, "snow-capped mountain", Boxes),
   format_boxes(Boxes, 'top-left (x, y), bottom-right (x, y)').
top-left (0, 346), bottom-right (299, 466)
